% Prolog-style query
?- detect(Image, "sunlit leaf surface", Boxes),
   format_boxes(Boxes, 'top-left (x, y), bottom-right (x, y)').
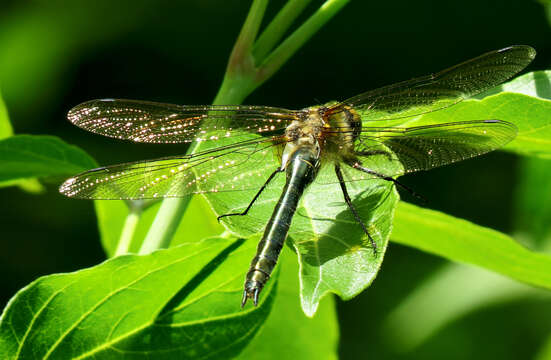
top-left (477, 70), bottom-right (551, 100)
top-left (237, 247), bottom-right (339, 359)
top-left (406, 94), bottom-right (551, 159)
top-left (0, 237), bottom-right (275, 359)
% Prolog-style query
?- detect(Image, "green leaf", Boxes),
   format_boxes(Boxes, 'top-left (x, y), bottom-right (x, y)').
top-left (237, 247), bottom-right (339, 360)
top-left (197, 134), bottom-right (399, 316)
top-left (0, 237), bottom-right (276, 359)
top-left (478, 71), bottom-right (551, 100)
top-left (383, 263), bottom-right (549, 351)
top-left (0, 135), bottom-right (97, 182)
top-left (0, 91), bottom-right (45, 192)
top-left (294, 176), bottom-right (398, 316)
top-left (392, 202), bottom-right (551, 290)
top-left (408, 93), bottom-right (551, 159)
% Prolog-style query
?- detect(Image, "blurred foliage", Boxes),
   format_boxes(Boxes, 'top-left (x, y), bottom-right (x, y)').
top-left (0, 0), bottom-right (550, 359)
top-left (515, 157), bottom-right (551, 249)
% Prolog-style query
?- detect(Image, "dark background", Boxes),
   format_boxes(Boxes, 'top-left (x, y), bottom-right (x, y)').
top-left (1, 0), bottom-right (550, 358)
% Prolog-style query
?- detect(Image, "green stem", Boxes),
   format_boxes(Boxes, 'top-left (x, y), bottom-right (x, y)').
top-left (253, 0), bottom-right (313, 64)
top-left (138, 0), bottom-right (269, 255)
top-left (230, 0), bottom-right (268, 58)
top-left (135, 0), bottom-right (350, 254)
top-left (258, 0), bottom-right (350, 85)
top-left (224, 0), bottom-right (268, 82)
top-left (115, 209), bottom-right (140, 256)
top-left (138, 198), bottom-right (189, 254)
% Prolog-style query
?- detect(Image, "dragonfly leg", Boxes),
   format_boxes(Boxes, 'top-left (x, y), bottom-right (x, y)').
top-left (350, 161), bottom-right (427, 203)
top-left (334, 164), bottom-right (378, 254)
top-left (217, 167), bottom-right (284, 221)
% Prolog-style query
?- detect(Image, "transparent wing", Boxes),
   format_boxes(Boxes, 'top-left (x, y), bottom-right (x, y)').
top-left (67, 99), bottom-right (298, 144)
top-left (352, 120), bottom-right (517, 176)
top-left (329, 45), bottom-right (535, 122)
top-left (59, 136), bottom-right (286, 199)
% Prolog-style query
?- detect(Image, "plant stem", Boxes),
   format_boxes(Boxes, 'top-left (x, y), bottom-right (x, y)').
top-left (135, 0), bottom-right (350, 255)
top-left (138, 0), bottom-right (269, 255)
top-left (253, 0), bottom-right (313, 64)
top-left (230, 0), bottom-right (268, 61)
top-left (138, 198), bottom-right (189, 253)
top-left (115, 209), bottom-right (140, 256)
top-left (258, 0), bottom-right (350, 85)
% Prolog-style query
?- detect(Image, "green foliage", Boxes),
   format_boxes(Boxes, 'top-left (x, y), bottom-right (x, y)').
top-left (381, 73), bottom-right (551, 352)
top-left (197, 133), bottom-right (399, 315)
top-left (0, 135), bottom-right (97, 183)
top-left (0, 237), bottom-right (276, 359)
top-left (0, 93), bottom-right (45, 192)
top-left (383, 262), bottom-right (551, 351)
top-left (237, 247), bottom-right (339, 360)
top-left (392, 202), bottom-right (551, 288)
top-left (1, 1), bottom-right (551, 359)
top-left (514, 157), bottom-right (551, 248)
top-left (479, 70), bottom-right (551, 99)
top-left (409, 93), bottom-right (551, 158)
top-left (536, 334), bottom-right (551, 360)
top-left (95, 196), bottom-right (223, 258)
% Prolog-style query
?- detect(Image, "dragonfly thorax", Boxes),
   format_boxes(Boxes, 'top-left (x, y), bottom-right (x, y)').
top-left (281, 108), bottom-right (325, 169)
top-left (285, 108), bottom-right (326, 143)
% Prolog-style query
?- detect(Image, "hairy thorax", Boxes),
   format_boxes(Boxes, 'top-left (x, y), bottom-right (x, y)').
top-left (280, 104), bottom-right (361, 168)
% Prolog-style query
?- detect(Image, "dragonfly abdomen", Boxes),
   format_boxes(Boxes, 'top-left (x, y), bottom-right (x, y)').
top-left (242, 145), bottom-right (320, 307)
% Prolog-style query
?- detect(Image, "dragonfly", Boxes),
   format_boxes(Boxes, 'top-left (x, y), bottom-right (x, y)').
top-left (60, 45), bottom-right (535, 307)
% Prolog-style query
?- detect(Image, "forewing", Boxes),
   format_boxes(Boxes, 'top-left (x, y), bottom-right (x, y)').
top-left (59, 137), bottom-right (286, 200)
top-left (353, 120), bottom-right (517, 176)
top-left (330, 45), bottom-right (535, 122)
top-left (67, 99), bottom-right (297, 144)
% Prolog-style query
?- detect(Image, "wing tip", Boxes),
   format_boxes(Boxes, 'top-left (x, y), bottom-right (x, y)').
top-left (500, 44), bottom-right (537, 62)
top-left (67, 99), bottom-right (106, 125)
top-left (59, 176), bottom-right (79, 198)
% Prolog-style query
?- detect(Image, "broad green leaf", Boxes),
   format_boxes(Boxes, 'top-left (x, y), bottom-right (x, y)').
top-left (392, 202), bottom-right (551, 290)
top-left (94, 204), bottom-right (339, 359)
top-left (0, 237), bottom-right (276, 359)
top-left (196, 133), bottom-right (399, 316)
top-left (407, 93), bottom-right (551, 159)
top-left (383, 263), bottom-right (549, 352)
top-left (294, 177), bottom-right (397, 316)
top-left (238, 247), bottom-right (339, 360)
top-left (0, 135), bottom-right (97, 182)
top-left (479, 71), bottom-right (551, 100)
